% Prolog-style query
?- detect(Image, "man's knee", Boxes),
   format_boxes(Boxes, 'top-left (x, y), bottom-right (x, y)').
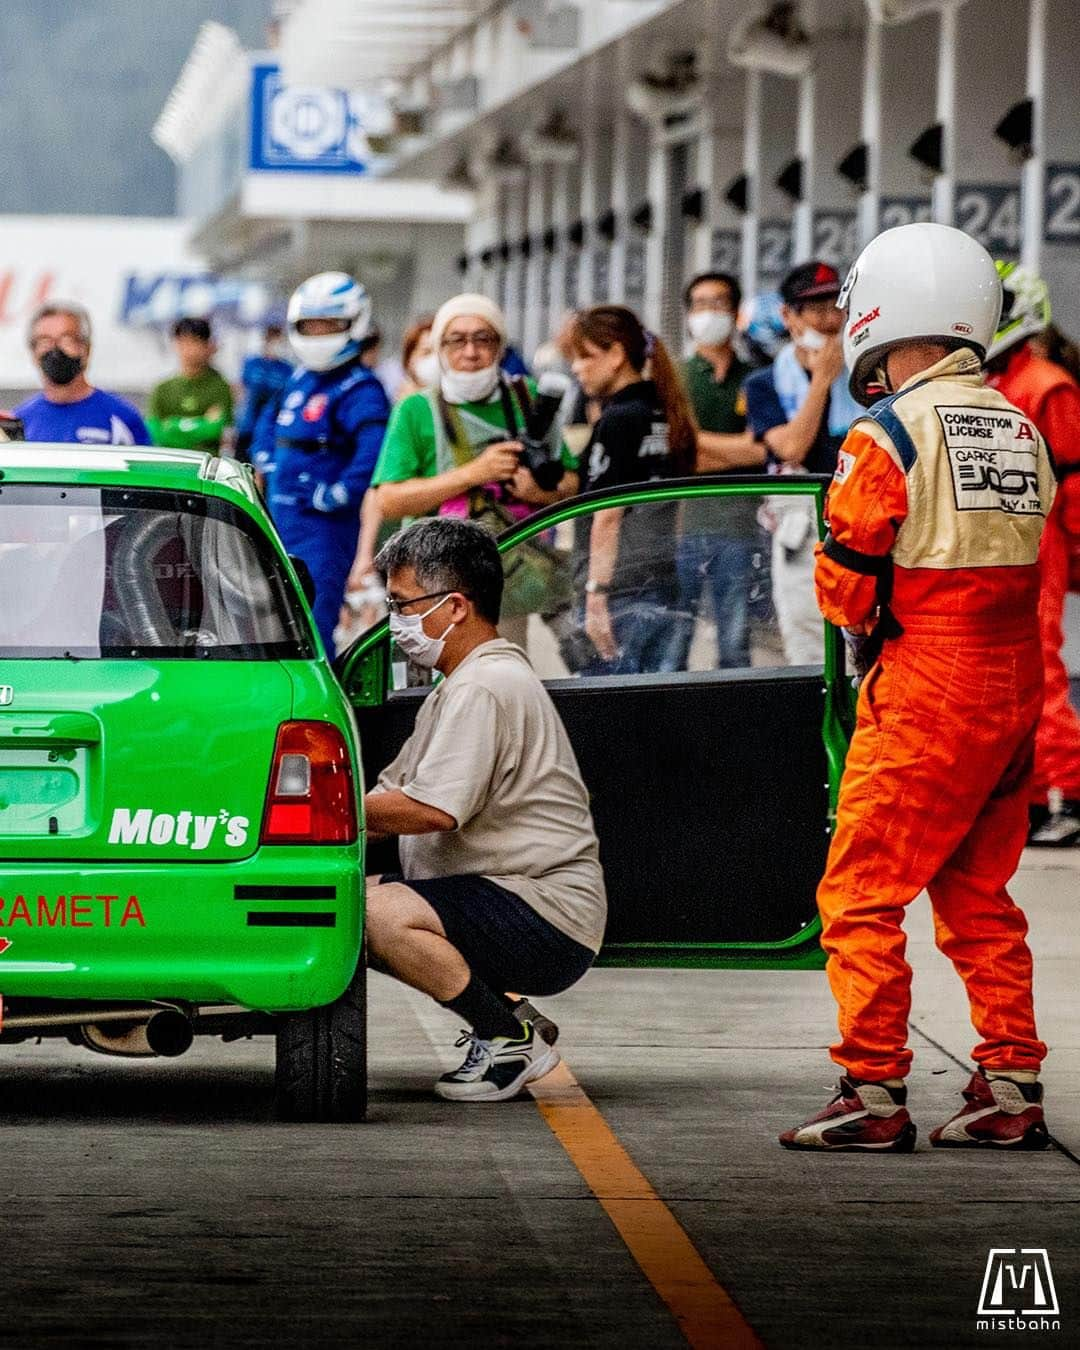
top-left (365, 878), bottom-right (446, 958)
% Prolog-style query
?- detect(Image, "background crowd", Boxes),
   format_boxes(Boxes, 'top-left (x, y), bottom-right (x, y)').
top-left (5, 252), bottom-right (1080, 846)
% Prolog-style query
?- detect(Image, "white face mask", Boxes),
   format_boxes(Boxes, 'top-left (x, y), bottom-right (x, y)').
top-left (687, 310), bottom-right (734, 347)
top-left (441, 362), bottom-right (500, 405)
top-left (290, 330), bottom-right (354, 371)
top-left (388, 594), bottom-right (456, 669)
top-left (411, 351), bottom-right (441, 388)
top-left (794, 326), bottom-right (828, 352)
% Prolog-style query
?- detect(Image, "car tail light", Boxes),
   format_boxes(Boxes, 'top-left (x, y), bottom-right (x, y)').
top-left (261, 721), bottom-right (357, 845)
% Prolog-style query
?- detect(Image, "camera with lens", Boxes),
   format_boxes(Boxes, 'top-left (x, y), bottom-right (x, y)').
top-left (517, 434), bottom-right (565, 491)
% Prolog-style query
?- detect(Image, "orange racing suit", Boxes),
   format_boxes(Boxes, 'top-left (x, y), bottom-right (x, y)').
top-left (987, 342), bottom-right (1080, 806)
top-left (814, 348), bottom-right (1056, 1082)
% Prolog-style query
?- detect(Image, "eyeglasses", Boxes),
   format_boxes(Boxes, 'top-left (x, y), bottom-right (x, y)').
top-left (386, 590), bottom-right (468, 615)
top-left (441, 332), bottom-right (500, 353)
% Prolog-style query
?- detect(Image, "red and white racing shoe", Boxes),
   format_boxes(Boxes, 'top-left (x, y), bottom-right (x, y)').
top-left (780, 1076), bottom-right (917, 1152)
top-left (930, 1068), bottom-right (1049, 1149)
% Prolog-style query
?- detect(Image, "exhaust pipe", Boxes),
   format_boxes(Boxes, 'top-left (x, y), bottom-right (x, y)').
top-left (144, 1008), bottom-right (195, 1058)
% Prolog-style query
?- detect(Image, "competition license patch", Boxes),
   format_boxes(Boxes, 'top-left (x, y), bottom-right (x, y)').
top-left (936, 406), bottom-right (1044, 517)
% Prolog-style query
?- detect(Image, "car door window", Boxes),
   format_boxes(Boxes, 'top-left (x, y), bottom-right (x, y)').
top-left (495, 485), bottom-right (822, 679)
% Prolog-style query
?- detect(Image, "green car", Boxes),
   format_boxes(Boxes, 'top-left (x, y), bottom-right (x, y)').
top-left (0, 445), bottom-right (365, 1121)
top-left (1, 448), bottom-right (850, 1122)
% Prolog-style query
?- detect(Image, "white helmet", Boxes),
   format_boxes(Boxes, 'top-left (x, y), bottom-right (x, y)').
top-left (986, 261), bottom-right (1051, 361)
top-left (839, 222), bottom-right (1002, 405)
top-left (287, 271), bottom-right (373, 372)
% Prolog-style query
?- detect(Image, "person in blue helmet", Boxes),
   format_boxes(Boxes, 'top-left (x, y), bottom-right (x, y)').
top-left (252, 272), bottom-right (390, 652)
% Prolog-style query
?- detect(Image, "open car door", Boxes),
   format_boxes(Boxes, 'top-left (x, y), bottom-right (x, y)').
top-left (338, 475), bottom-right (852, 971)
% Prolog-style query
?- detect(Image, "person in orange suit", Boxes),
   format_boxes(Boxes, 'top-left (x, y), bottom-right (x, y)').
top-left (985, 264), bottom-right (1080, 846)
top-left (780, 224), bottom-right (1056, 1153)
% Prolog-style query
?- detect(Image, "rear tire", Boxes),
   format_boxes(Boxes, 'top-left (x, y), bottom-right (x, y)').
top-left (274, 950), bottom-right (367, 1123)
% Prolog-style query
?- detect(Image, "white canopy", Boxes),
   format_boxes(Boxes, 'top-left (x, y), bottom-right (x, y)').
top-left (278, 0), bottom-right (495, 89)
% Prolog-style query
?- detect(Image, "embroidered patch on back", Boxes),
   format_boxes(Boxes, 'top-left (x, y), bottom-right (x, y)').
top-left (936, 406), bottom-right (1045, 516)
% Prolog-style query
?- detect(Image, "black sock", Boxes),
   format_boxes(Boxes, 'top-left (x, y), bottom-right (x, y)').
top-left (442, 976), bottom-right (522, 1040)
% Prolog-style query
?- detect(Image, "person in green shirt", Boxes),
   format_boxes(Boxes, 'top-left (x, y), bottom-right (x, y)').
top-left (147, 317), bottom-right (234, 451)
top-left (664, 271), bottom-right (765, 671)
top-left (371, 293), bottom-right (578, 528)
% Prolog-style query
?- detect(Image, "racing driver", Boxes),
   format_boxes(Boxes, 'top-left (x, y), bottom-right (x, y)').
top-left (252, 272), bottom-right (390, 652)
top-left (985, 264), bottom-right (1080, 846)
top-left (781, 223), bottom-right (1056, 1153)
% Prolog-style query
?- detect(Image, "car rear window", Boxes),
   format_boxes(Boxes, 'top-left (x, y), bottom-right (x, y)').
top-left (0, 484), bottom-right (313, 659)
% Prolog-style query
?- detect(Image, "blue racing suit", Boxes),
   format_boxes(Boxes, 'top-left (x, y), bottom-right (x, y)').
top-left (252, 358), bottom-right (390, 652)
top-left (235, 353), bottom-right (293, 458)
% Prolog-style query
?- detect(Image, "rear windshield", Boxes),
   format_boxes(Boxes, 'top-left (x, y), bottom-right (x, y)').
top-left (0, 484), bottom-right (313, 659)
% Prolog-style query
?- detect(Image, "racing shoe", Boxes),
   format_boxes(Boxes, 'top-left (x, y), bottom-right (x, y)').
top-left (1027, 806), bottom-right (1080, 847)
top-left (780, 1077), bottom-right (916, 1152)
top-left (435, 1023), bottom-right (560, 1103)
top-left (930, 1069), bottom-right (1049, 1149)
top-left (511, 997), bottom-right (560, 1045)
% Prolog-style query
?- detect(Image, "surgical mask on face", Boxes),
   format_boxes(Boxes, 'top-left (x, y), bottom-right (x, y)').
top-left (411, 351), bottom-right (441, 388)
top-left (794, 326), bottom-right (828, 352)
top-left (687, 310), bottom-right (734, 346)
top-left (289, 330), bottom-right (354, 372)
top-left (39, 347), bottom-right (83, 385)
top-left (440, 362), bottom-right (500, 405)
top-left (388, 594), bottom-right (456, 668)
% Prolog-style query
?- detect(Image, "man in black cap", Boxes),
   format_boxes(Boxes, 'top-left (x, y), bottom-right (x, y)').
top-left (743, 260), bottom-right (863, 664)
top-left (147, 317), bottom-right (234, 451)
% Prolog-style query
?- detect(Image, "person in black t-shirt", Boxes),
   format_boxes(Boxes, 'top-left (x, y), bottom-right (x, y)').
top-left (570, 306), bottom-right (697, 674)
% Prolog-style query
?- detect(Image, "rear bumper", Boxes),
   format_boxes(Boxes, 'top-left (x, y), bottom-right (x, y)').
top-left (0, 846), bottom-right (362, 1011)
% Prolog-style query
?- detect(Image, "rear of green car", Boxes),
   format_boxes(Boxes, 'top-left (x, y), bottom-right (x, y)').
top-left (0, 448), bottom-right (366, 1119)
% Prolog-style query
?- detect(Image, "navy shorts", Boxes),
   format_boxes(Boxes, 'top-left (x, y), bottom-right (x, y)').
top-left (380, 872), bottom-right (595, 996)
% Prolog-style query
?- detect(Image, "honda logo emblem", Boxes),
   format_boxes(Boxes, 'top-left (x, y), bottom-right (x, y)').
top-left (0, 686), bottom-right (12, 706)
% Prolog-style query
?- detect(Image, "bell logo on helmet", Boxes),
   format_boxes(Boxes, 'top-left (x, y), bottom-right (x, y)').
top-left (952, 321), bottom-right (974, 336)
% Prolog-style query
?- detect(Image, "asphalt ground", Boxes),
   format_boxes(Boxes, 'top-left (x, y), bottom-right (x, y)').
top-left (1, 850), bottom-right (1077, 1349)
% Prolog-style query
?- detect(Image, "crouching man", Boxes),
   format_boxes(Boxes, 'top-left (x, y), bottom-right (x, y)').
top-left (363, 517), bottom-right (606, 1102)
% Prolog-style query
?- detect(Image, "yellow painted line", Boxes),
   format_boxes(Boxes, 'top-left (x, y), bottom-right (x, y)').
top-left (529, 1060), bottom-right (763, 1350)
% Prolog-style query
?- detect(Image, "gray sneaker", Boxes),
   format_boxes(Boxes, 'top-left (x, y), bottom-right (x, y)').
top-left (512, 998), bottom-right (560, 1045)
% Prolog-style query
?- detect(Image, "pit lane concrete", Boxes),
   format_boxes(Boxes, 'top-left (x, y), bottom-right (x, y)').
top-left (2, 851), bottom-right (1077, 1349)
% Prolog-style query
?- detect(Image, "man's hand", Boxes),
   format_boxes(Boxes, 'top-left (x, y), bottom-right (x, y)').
top-left (508, 464), bottom-right (553, 503)
top-left (807, 334), bottom-right (845, 386)
top-left (469, 440), bottom-right (522, 486)
top-left (585, 592), bottom-right (619, 662)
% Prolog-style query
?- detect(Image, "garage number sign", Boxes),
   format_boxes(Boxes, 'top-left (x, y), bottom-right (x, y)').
top-left (955, 184), bottom-right (1021, 260)
top-left (1044, 164), bottom-right (1080, 243)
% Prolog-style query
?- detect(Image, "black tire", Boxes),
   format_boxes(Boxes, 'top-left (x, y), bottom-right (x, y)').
top-left (274, 951), bottom-right (367, 1123)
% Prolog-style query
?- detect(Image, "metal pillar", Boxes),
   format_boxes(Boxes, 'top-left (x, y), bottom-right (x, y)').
top-left (609, 110), bottom-right (632, 302)
top-left (793, 68), bottom-right (816, 259)
top-left (549, 160), bottom-right (571, 322)
top-left (741, 70), bottom-right (762, 301)
top-left (932, 2), bottom-right (958, 225)
top-left (644, 127), bottom-right (669, 331)
top-left (577, 125), bottom-right (600, 307)
top-left (522, 162), bottom-right (549, 359)
top-left (859, 15), bottom-right (882, 246)
top-left (1021, 0), bottom-right (1047, 271)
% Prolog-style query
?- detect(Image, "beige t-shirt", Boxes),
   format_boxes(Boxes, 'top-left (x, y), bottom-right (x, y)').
top-left (374, 639), bottom-right (607, 953)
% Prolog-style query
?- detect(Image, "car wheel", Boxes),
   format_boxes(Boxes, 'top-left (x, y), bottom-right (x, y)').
top-left (274, 948), bottom-right (367, 1123)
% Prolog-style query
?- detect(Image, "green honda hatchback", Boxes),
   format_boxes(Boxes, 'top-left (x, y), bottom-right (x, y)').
top-left (0, 445), bottom-right (366, 1121)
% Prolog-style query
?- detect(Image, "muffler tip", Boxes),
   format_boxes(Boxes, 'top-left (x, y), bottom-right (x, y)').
top-left (144, 1009), bottom-right (194, 1058)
